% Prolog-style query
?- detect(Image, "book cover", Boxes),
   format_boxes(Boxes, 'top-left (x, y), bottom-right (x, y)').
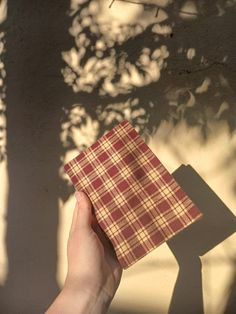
top-left (64, 119), bottom-right (203, 269)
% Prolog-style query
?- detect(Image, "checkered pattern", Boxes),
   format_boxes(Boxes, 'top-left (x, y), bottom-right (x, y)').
top-left (64, 119), bottom-right (203, 269)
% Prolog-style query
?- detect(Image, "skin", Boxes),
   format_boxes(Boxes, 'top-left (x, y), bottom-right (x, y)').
top-left (45, 191), bottom-right (123, 314)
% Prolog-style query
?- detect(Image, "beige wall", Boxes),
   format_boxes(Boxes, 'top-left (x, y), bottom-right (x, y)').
top-left (0, 0), bottom-right (236, 313)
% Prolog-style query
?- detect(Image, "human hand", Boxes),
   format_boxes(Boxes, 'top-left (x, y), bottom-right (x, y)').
top-left (65, 191), bottom-right (123, 306)
top-left (45, 191), bottom-right (123, 314)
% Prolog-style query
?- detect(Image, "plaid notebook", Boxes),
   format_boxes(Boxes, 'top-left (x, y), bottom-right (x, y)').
top-left (64, 119), bottom-right (203, 269)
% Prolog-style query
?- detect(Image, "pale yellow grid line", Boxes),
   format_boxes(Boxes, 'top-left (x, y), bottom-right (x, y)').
top-left (67, 159), bottom-right (83, 178)
top-left (104, 183), bottom-right (196, 261)
top-left (172, 198), bottom-right (192, 223)
top-left (136, 227), bottom-right (150, 243)
top-left (116, 239), bottom-right (134, 257)
top-left (181, 196), bottom-right (200, 221)
top-left (87, 150), bottom-right (134, 198)
top-left (65, 123), bottom-right (151, 264)
top-left (112, 193), bottom-right (127, 207)
top-left (158, 184), bottom-right (176, 210)
top-left (79, 140), bottom-right (113, 183)
top-left (104, 153), bottom-right (152, 202)
top-left (67, 120), bottom-right (195, 266)
top-left (71, 163), bottom-right (91, 189)
top-left (94, 131), bottom-right (135, 253)
top-left (106, 207), bottom-right (133, 235)
top-left (73, 142), bottom-right (183, 243)
top-left (82, 137), bottom-right (115, 186)
top-left (77, 146), bottom-right (108, 187)
top-left (146, 185), bottom-right (174, 236)
top-left (144, 195), bottom-right (170, 233)
top-left (109, 131), bottom-right (157, 213)
top-left (98, 127), bottom-right (142, 208)
top-left (111, 122), bottom-right (185, 262)
top-left (103, 155), bottom-right (171, 224)
top-left (66, 120), bottom-right (138, 180)
top-left (124, 180), bottom-right (152, 222)
top-left (75, 128), bottom-right (159, 204)
top-left (135, 140), bottom-right (183, 207)
top-left (108, 195), bottom-right (158, 252)
top-left (107, 222), bottom-right (121, 237)
top-left (81, 149), bottom-right (114, 222)
top-left (121, 251), bottom-right (136, 268)
top-left (66, 123), bottom-right (130, 179)
top-left (166, 187), bottom-right (193, 224)
top-left (99, 137), bottom-right (133, 216)
top-left (92, 161), bottom-right (168, 232)
top-left (159, 182), bottom-right (179, 212)
top-left (159, 175), bottom-right (185, 213)
top-left (108, 230), bottom-right (134, 258)
top-left (133, 210), bottom-right (157, 251)
top-left (89, 189), bottom-right (101, 203)
top-left (78, 120), bottom-right (129, 159)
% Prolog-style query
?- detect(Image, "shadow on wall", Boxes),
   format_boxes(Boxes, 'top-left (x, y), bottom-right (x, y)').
top-left (0, 1), bottom-right (75, 313)
top-left (0, 0), bottom-right (236, 313)
top-left (60, 0), bottom-right (236, 151)
top-left (167, 165), bottom-right (236, 314)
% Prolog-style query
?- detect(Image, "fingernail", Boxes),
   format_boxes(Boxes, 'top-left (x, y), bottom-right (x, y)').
top-left (75, 191), bottom-right (81, 202)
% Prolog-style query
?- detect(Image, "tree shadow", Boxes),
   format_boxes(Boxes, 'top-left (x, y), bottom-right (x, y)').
top-left (1, 1), bottom-right (236, 313)
top-left (60, 0), bottom-right (236, 149)
top-left (167, 165), bottom-right (236, 314)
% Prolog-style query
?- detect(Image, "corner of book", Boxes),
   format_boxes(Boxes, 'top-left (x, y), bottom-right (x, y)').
top-left (121, 118), bottom-right (132, 127)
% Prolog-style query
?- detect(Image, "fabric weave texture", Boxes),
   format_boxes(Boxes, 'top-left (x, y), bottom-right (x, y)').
top-left (64, 119), bottom-right (203, 269)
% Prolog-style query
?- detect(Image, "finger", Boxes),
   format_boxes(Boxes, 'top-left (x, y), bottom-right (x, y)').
top-left (75, 191), bottom-right (93, 230)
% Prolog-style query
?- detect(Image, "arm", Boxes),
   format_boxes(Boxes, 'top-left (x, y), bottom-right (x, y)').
top-left (45, 191), bottom-right (122, 314)
top-left (44, 285), bottom-right (109, 314)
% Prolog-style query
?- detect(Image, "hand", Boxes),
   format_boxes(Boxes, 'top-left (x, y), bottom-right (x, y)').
top-left (65, 191), bottom-right (123, 304)
top-left (45, 191), bottom-right (123, 314)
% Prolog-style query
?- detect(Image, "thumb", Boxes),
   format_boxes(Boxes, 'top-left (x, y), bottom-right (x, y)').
top-left (74, 191), bottom-right (93, 230)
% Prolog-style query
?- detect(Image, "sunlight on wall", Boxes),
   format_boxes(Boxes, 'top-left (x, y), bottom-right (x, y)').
top-left (62, 0), bottom-right (170, 97)
top-left (0, 1), bottom-right (235, 313)
top-left (60, 105), bottom-right (99, 152)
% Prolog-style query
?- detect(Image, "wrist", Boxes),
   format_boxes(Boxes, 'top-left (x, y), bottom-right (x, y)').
top-left (45, 287), bottom-right (110, 314)
top-left (64, 273), bottom-right (114, 309)
top-left (61, 284), bottom-right (110, 314)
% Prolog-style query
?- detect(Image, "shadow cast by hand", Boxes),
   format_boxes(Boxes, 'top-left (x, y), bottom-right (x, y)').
top-left (167, 165), bottom-right (236, 314)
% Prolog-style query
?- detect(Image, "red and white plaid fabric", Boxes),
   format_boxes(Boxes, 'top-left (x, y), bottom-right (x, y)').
top-left (64, 119), bottom-right (203, 269)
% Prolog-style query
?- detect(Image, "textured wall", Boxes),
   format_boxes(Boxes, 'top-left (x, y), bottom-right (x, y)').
top-left (0, 1), bottom-right (235, 313)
